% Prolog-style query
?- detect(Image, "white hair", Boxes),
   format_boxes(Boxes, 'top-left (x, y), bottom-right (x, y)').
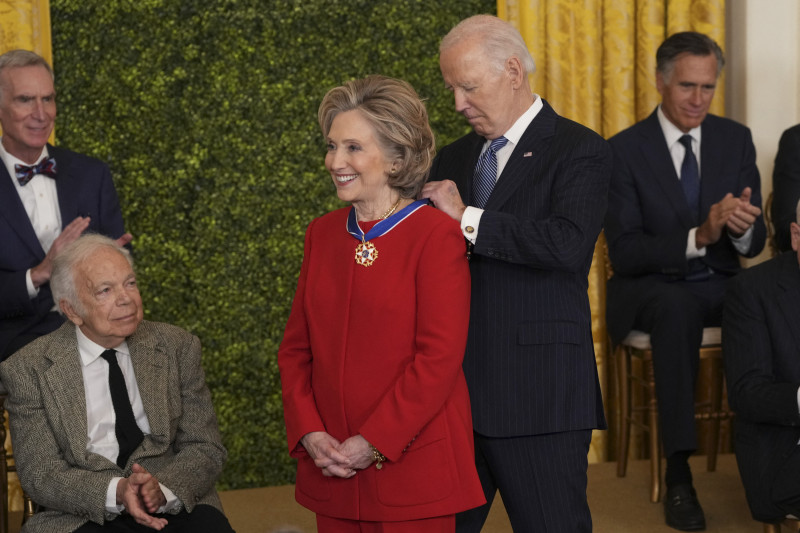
top-left (440, 14), bottom-right (536, 75)
top-left (51, 234), bottom-right (133, 316)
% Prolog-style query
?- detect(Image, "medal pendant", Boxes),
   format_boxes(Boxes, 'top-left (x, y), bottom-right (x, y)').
top-left (355, 241), bottom-right (378, 267)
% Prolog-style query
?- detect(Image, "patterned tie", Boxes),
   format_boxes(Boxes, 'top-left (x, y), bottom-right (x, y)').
top-left (14, 157), bottom-right (57, 186)
top-left (472, 136), bottom-right (508, 208)
top-left (100, 349), bottom-right (144, 468)
top-left (678, 135), bottom-right (699, 223)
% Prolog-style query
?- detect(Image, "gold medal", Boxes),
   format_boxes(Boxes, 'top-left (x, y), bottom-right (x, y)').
top-left (355, 240), bottom-right (378, 267)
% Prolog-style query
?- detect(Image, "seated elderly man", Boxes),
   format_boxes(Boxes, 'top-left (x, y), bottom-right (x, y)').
top-left (0, 234), bottom-right (234, 533)
top-left (723, 199), bottom-right (800, 525)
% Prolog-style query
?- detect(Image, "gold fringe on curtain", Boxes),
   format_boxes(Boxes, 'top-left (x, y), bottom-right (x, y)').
top-left (498, 0), bottom-right (726, 463)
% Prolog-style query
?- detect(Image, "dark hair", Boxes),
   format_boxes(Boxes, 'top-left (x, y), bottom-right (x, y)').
top-left (656, 32), bottom-right (724, 80)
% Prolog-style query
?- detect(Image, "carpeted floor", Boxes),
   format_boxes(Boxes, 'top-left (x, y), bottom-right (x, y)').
top-left (217, 454), bottom-right (774, 533)
top-left (3, 454), bottom-right (777, 532)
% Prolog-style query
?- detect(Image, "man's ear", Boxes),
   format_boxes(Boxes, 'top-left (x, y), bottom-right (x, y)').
top-left (506, 56), bottom-right (524, 89)
top-left (60, 300), bottom-right (83, 326)
top-left (791, 222), bottom-right (800, 253)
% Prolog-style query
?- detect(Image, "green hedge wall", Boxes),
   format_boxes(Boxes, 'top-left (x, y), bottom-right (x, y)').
top-left (50, 0), bottom-right (494, 489)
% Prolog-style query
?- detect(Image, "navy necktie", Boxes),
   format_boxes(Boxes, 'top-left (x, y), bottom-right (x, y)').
top-left (100, 349), bottom-right (144, 468)
top-left (678, 135), bottom-right (700, 223)
top-left (14, 157), bottom-right (57, 186)
top-left (473, 136), bottom-right (508, 208)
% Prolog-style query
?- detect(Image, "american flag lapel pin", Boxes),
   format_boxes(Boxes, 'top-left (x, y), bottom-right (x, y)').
top-left (523, 151), bottom-right (533, 157)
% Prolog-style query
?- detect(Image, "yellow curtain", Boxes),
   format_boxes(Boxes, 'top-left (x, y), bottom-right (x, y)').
top-left (0, 0), bottom-right (52, 510)
top-left (498, 0), bottom-right (725, 463)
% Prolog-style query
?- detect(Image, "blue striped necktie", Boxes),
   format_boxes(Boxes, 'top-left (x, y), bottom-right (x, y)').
top-left (473, 136), bottom-right (508, 208)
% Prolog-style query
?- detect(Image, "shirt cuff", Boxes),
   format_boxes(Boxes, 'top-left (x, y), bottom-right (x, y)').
top-left (106, 477), bottom-right (124, 514)
top-left (730, 225), bottom-right (754, 255)
top-left (25, 269), bottom-right (39, 299)
top-left (462, 206), bottom-right (483, 244)
top-left (157, 483), bottom-right (181, 514)
top-left (685, 228), bottom-right (707, 259)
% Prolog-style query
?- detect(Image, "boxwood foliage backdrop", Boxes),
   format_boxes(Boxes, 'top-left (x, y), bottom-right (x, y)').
top-left (49, 0), bottom-right (494, 489)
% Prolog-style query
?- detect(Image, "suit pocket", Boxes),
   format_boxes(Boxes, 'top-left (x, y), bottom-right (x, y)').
top-left (517, 320), bottom-right (582, 345)
top-left (296, 456), bottom-right (332, 501)
top-left (375, 436), bottom-right (454, 507)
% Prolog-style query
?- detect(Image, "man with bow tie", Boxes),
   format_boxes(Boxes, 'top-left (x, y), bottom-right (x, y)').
top-left (0, 49), bottom-right (131, 360)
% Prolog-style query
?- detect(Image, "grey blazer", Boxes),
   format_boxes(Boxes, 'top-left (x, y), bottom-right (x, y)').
top-left (0, 320), bottom-right (226, 533)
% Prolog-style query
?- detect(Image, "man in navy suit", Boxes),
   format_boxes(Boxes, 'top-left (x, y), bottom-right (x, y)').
top-left (723, 199), bottom-right (800, 525)
top-left (772, 124), bottom-right (800, 253)
top-left (422, 15), bottom-right (610, 532)
top-left (605, 32), bottom-right (765, 531)
top-left (0, 49), bottom-right (131, 360)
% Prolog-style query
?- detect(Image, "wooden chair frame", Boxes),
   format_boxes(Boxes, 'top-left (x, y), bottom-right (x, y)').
top-left (614, 327), bottom-right (734, 503)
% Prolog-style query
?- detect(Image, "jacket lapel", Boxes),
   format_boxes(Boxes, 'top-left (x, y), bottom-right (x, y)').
top-left (637, 110), bottom-right (696, 228)
top-left (699, 118), bottom-right (726, 216)
top-left (483, 100), bottom-right (556, 211)
top-left (50, 145), bottom-right (80, 224)
top-left (127, 324), bottom-right (170, 440)
top-left (42, 324), bottom-right (95, 466)
top-left (0, 163), bottom-right (46, 258)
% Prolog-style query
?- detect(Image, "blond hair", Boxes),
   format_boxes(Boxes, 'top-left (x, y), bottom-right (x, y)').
top-left (318, 75), bottom-right (434, 199)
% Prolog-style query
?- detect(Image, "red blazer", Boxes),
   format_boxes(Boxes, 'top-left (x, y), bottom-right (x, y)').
top-left (279, 204), bottom-right (484, 521)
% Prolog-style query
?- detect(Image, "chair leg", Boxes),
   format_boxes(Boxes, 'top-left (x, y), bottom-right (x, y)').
top-left (706, 356), bottom-right (723, 472)
top-left (645, 356), bottom-right (661, 503)
top-left (616, 346), bottom-right (631, 478)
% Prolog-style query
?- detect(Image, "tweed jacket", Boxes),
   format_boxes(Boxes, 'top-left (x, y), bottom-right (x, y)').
top-left (0, 320), bottom-right (226, 533)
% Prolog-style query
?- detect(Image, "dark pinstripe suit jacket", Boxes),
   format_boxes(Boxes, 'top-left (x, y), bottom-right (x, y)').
top-left (723, 252), bottom-right (800, 523)
top-left (0, 321), bottom-right (226, 533)
top-left (429, 100), bottom-right (610, 437)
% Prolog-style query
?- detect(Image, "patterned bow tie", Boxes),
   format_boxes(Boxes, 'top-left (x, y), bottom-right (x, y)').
top-left (15, 157), bottom-right (57, 186)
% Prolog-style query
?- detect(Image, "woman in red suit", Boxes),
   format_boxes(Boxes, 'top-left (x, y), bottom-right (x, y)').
top-left (278, 75), bottom-right (484, 532)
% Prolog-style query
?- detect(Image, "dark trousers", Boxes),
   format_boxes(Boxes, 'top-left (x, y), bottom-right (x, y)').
top-left (772, 445), bottom-right (800, 518)
top-left (456, 430), bottom-right (593, 533)
top-left (632, 274), bottom-right (728, 457)
top-left (72, 505), bottom-right (234, 533)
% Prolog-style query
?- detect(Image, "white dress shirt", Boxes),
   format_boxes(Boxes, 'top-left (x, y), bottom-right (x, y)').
top-left (0, 140), bottom-right (61, 299)
top-left (656, 107), bottom-right (753, 258)
top-left (461, 96), bottom-right (544, 243)
top-left (76, 326), bottom-right (180, 514)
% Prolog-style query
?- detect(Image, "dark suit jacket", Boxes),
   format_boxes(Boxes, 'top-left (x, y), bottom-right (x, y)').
top-left (0, 320), bottom-right (227, 532)
top-left (772, 124), bottom-right (800, 253)
top-left (723, 252), bottom-right (800, 522)
top-left (0, 144), bottom-right (127, 357)
top-left (428, 100), bottom-right (610, 437)
top-left (605, 109), bottom-right (766, 344)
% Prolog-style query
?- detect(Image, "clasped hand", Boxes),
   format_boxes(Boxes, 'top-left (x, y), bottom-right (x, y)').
top-left (117, 463), bottom-right (169, 530)
top-left (696, 187), bottom-right (762, 249)
top-left (301, 431), bottom-right (375, 478)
